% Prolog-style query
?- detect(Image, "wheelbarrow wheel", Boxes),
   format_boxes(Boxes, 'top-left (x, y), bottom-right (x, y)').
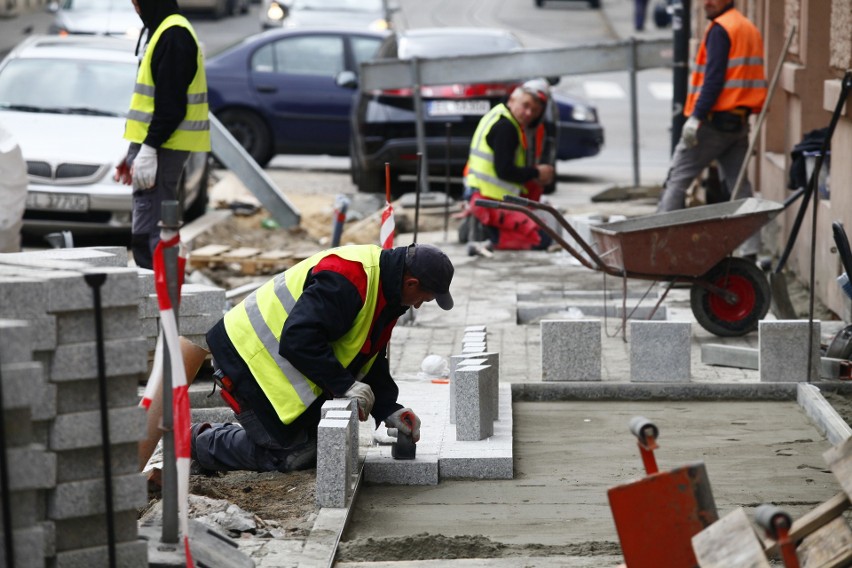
top-left (690, 257), bottom-right (771, 337)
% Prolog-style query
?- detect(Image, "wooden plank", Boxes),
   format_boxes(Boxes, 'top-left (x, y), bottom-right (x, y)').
top-left (692, 507), bottom-right (770, 568)
top-left (256, 250), bottom-right (294, 261)
top-left (798, 516), bottom-right (852, 568)
top-left (824, 435), bottom-right (852, 498)
top-left (224, 247), bottom-right (262, 259)
top-left (181, 209), bottom-right (233, 244)
top-left (190, 244), bottom-right (231, 257)
top-left (763, 492), bottom-right (850, 556)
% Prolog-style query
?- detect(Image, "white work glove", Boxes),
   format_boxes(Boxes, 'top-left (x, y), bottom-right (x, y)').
top-left (131, 144), bottom-right (158, 190)
top-left (681, 116), bottom-right (701, 149)
top-left (384, 408), bottom-right (421, 443)
top-left (344, 381), bottom-right (374, 421)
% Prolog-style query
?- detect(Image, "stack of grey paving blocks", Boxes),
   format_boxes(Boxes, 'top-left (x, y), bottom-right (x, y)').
top-left (0, 246), bottom-right (229, 566)
top-left (449, 325), bottom-right (499, 439)
top-left (317, 400), bottom-right (358, 508)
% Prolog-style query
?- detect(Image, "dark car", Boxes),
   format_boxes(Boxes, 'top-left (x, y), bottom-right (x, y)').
top-left (205, 27), bottom-right (389, 167)
top-left (349, 27), bottom-right (604, 194)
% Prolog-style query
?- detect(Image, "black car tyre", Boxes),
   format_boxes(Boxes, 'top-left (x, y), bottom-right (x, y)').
top-left (690, 257), bottom-right (770, 337)
top-left (218, 109), bottom-right (273, 168)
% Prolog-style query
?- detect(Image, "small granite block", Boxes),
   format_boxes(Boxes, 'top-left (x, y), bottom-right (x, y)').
top-left (137, 270), bottom-right (155, 298)
top-left (179, 284), bottom-right (227, 316)
top-left (323, 408), bottom-right (358, 481)
top-left (316, 418), bottom-right (351, 508)
top-left (48, 473), bottom-right (148, 520)
top-left (174, 313), bottom-right (218, 335)
top-left (462, 345), bottom-right (487, 355)
top-left (2, 407), bottom-right (34, 447)
top-left (1, 362), bottom-right (43, 411)
top-left (49, 406), bottom-right (147, 451)
top-left (6, 445), bottom-right (56, 491)
top-left (0, 526), bottom-right (46, 568)
top-left (49, 337), bottom-right (148, 381)
top-left (454, 365), bottom-right (493, 441)
top-left (701, 344), bottom-right (758, 369)
top-left (54, 538), bottom-right (148, 568)
top-left (30, 381), bottom-right (57, 422)
top-left (464, 325), bottom-right (486, 333)
top-left (630, 320), bottom-right (691, 382)
top-left (54, 510), bottom-right (139, 552)
top-left (461, 342), bottom-right (487, 350)
top-left (0, 319), bottom-right (34, 364)
top-left (363, 450), bottom-right (439, 485)
top-left (760, 320), bottom-right (820, 382)
top-left (56, 307), bottom-right (142, 344)
top-left (55, 443), bottom-right (139, 483)
top-left (2, 490), bottom-right (37, 527)
top-left (0, 276), bottom-right (48, 316)
top-left (541, 319), bottom-right (601, 382)
top-left (450, 358), bottom-right (487, 423)
top-left (462, 332), bottom-right (486, 342)
top-left (56, 376), bottom-right (141, 415)
top-left (322, 399), bottom-right (355, 413)
top-left (474, 352), bottom-right (500, 419)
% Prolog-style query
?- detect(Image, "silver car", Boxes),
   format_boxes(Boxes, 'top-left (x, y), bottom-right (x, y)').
top-left (260, 0), bottom-right (398, 30)
top-left (47, 0), bottom-right (142, 39)
top-left (0, 35), bottom-right (209, 236)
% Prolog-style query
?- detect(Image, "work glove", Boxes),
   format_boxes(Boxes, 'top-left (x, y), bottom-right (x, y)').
top-left (344, 381), bottom-right (374, 421)
top-left (681, 116), bottom-right (701, 149)
top-left (131, 143), bottom-right (158, 190)
top-left (384, 408), bottom-right (421, 443)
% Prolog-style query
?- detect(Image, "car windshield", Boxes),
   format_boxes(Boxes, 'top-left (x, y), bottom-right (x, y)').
top-left (291, 0), bottom-right (382, 12)
top-left (0, 58), bottom-right (135, 117)
top-left (60, 0), bottom-right (135, 11)
top-left (399, 33), bottom-right (520, 59)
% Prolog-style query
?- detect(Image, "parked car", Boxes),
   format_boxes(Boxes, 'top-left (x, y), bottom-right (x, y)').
top-left (260, 0), bottom-right (397, 31)
top-left (206, 27), bottom-right (388, 167)
top-left (0, 35), bottom-right (209, 236)
top-left (46, 0), bottom-right (141, 39)
top-left (179, 0), bottom-right (249, 19)
top-left (349, 27), bottom-right (604, 194)
top-left (534, 0), bottom-right (600, 8)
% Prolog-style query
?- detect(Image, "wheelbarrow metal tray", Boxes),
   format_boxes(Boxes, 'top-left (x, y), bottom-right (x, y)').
top-left (590, 198), bottom-right (783, 278)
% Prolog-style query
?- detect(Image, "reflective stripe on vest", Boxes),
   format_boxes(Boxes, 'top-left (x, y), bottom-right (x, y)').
top-left (124, 14), bottom-right (211, 151)
top-left (465, 104), bottom-right (527, 201)
top-left (223, 245), bottom-right (382, 425)
top-left (684, 8), bottom-right (767, 117)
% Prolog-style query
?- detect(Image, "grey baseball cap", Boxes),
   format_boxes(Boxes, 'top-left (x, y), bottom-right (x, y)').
top-left (405, 243), bottom-right (454, 310)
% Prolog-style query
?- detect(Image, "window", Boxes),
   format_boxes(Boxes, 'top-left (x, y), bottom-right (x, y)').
top-left (351, 36), bottom-right (383, 69)
top-left (273, 36), bottom-right (344, 77)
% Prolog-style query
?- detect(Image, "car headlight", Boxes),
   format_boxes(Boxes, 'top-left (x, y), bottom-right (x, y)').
top-left (571, 104), bottom-right (595, 123)
top-left (266, 1), bottom-right (286, 22)
top-left (369, 18), bottom-right (389, 31)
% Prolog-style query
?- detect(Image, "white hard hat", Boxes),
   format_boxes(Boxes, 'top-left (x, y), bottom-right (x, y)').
top-left (519, 78), bottom-right (550, 106)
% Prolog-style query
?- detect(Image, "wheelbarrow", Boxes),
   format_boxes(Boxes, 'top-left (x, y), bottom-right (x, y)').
top-left (474, 195), bottom-right (784, 337)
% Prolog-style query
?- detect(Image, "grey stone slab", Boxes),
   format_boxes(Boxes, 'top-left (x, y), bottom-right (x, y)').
top-left (541, 319), bottom-right (601, 382)
top-left (0, 525), bottom-right (46, 568)
top-left (363, 448), bottom-right (439, 485)
top-left (191, 407), bottom-right (236, 424)
top-left (3, 247), bottom-right (127, 268)
top-left (701, 344), bottom-right (759, 370)
top-left (49, 337), bottom-right (148, 381)
top-left (462, 332), bottom-right (486, 342)
top-left (323, 408), bottom-right (358, 484)
top-left (464, 325), bottom-right (486, 333)
top-left (5, 445), bottom-right (56, 491)
top-left (137, 270), bottom-right (155, 298)
top-left (462, 341), bottom-right (487, 349)
top-left (87, 246), bottom-right (130, 266)
top-left (462, 345), bottom-right (487, 355)
top-left (797, 383), bottom-right (852, 446)
top-left (1, 361), bottom-right (43, 411)
top-left (0, 490), bottom-right (37, 527)
top-left (630, 320), bottom-right (691, 382)
top-left (56, 307), bottom-right (142, 344)
top-left (55, 443), bottom-right (139, 483)
top-left (54, 510), bottom-right (139, 553)
top-left (322, 398), bottom-right (355, 413)
top-left (174, 313), bottom-right (219, 336)
top-left (49, 406), bottom-right (147, 451)
top-left (188, 380), bottom-right (227, 409)
top-left (180, 283), bottom-right (228, 316)
top-left (759, 320), bottom-right (820, 382)
top-left (56, 376), bottom-right (140, 415)
top-left (1, 407), bottom-right (34, 447)
top-left (0, 319), bottom-right (33, 364)
top-left (0, 276), bottom-right (48, 316)
top-left (316, 418), bottom-right (350, 508)
top-left (11, 267), bottom-right (141, 313)
top-left (439, 456), bottom-right (513, 480)
top-left (30, 380), bottom-right (57, 422)
top-left (54, 539), bottom-right (148, 568)
top-left (454, 365), bottom-right (493, 441)
top-left (450, 357), bottom-right (490, 424)
top-left (48, 473), bottom-right (147, 520)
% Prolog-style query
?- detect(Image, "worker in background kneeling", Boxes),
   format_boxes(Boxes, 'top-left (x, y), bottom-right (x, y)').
top-left (465, 78), bottom-right (556, 255)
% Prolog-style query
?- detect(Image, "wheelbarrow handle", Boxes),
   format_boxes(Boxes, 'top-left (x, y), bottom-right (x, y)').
top-left (754, 504), bottom-right (792, 539)
top-left (628, 416), bottom-right (659, 444)
top-left (473, 199), bottom-right (605, 273)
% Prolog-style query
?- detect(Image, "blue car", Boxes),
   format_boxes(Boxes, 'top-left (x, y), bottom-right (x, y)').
top-left (205, 27), bottom-right (390, 167)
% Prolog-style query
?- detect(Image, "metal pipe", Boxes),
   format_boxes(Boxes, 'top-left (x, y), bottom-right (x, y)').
top-left (0, 348), bottom-right (15, 568)
top-left (670, 0), bottom-right (690, 154)
top-left (410, 58), bottom-right (430, 196)
top-left (629, 37), bottom-right (640, 188)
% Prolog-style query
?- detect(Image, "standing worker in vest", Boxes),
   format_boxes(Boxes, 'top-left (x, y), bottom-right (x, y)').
top-left (465, 79), bottom-right (556, 255)
top-left (656, 0), bottom-right (767, 235)
top-left (115, 0), bottom-right (210, 270)
top-left (178, 243), bottom-right (454, 473)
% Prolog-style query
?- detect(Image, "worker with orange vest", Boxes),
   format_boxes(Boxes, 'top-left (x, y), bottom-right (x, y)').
top-left (656, 0), bottom-right (767, 233)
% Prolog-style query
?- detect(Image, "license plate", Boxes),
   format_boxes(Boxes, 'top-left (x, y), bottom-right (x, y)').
top-left (26, 192), bottom-right (89, 212)
top-left (427, 100), bottom-right (491, 116)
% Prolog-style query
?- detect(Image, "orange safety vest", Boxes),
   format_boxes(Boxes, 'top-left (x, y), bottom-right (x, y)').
top-left (684, 8), bottom-right (767, 117)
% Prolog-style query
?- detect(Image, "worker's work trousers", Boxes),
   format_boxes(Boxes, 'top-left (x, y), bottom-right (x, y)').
top-left (657, 123), bottom-right (760, 256)
top-left (468, 193), bottom-right (552, 250)
top-left (191, 408), bottom-right (317, 473)
top-left (128, 143), bottom-right (190, 269)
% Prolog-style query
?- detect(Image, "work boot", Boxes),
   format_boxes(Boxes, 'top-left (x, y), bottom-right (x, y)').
top-left (189, 422), bottom-right (218, 476)
top-left (282, 440), bottom-right (318, 472)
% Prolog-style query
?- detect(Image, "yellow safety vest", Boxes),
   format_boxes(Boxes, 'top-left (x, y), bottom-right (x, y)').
top-left (223, 245), bottom-right (383, 425)
top-left (684, 8), bottom-right (767, 117)
top-left (124, 14), bottom-right (211, 151)
top-left (465, 104), bottom-right (527, 201)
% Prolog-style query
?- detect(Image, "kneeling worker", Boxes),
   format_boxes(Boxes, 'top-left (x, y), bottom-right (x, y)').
top-left (465, 78), bottom-right (556, 252)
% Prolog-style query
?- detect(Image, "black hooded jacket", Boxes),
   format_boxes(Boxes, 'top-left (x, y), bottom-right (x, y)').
top-left (134, 0), bottom-right (199, 148)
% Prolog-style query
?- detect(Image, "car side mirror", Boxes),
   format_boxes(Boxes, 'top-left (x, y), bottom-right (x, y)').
top-left (335, 70), bottom-right (358, 89)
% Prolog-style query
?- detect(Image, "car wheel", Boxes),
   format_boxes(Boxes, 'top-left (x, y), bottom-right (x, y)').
top-left (218, 109), bottom-right (273, 167)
